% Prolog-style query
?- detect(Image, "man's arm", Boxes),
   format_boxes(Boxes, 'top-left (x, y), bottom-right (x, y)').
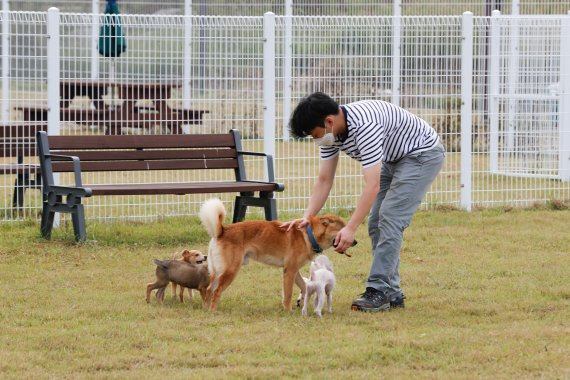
top-left (334, 162), bottom-right (381, 252)
top-left (303, 155), bottom-right (339, 218)
top-left (283, 155), bottom-right (339, 230)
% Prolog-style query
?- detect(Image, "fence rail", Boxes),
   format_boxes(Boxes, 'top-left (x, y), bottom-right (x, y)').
top-left (7, 0), bottom-right (570, 16)
top-left (1, 10), bottom-right (569, 223)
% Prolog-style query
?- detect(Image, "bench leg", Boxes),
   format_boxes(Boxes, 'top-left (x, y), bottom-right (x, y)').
top-left (35, 172), bottom-right (42, 190)
top-left (71, 204), bottom-right (87, 242)
top-left (12, 174), bottom-right (26, 209)
top-left (233, 193), bottom-right (278, 222)
top-left (264, 197), bottom-right (277, 221)
top-left (233, 196), bottom-right (248, 223)
top-left (12, 173), bottom-right (42, 209)
top-left (41, 203), bottom-right (56, 239)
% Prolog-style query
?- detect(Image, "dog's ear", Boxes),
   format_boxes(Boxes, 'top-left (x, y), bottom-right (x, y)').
top-left (182, 250), bottom-right (191, 258)
top-left (319, 217), bottom-right (332, 226)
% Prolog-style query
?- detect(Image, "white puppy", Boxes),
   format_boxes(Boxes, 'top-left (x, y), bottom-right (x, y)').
top-left (301, 255), bottom-right (336, 317)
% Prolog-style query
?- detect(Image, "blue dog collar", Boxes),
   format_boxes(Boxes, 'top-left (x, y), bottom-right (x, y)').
top-left (306, 225), bottom-right (323, 254)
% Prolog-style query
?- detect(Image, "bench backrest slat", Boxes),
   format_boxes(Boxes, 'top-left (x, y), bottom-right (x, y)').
top-left (53, 148), bottom-right (237, 161)
top-left (47, 134), bottom-right (236, 150)
top-left (1, 141), bottom-right (37, 157)
top-left (1, 124), bottom-right (47, 158)
top-left (39, 131), bottom-right (243, 175)
top-left (52, 159), bottom-right (238, 172)
top-left (0, 124), bottom-right (47, 139)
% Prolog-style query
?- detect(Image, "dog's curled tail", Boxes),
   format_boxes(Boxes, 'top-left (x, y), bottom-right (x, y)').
top-left (200, 198), bottom-right (226, 238)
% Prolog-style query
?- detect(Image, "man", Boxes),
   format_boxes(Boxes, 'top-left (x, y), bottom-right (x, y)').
top-left (282, 92), bottom-right (445, 312)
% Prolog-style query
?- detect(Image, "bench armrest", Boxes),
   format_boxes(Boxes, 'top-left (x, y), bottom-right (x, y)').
top-left (45, 154), bottom-right (84, 187)
top-left (237, 150), bottom-right (267, 157)
top-left (47, 185), bottom-right (93, 198)
top-left (237, 151), bottom-right (284, 191)
top-left (237, 150), bottom-right (276, 182)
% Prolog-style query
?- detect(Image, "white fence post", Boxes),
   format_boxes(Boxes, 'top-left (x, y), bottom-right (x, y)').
top-left (489, 10), bottom-right (501, 173)
top-left (506, 0), bottom-right (519, 154)
top-left (47, 7), bottom-right (61, 227)
top-left (282, 0), bottom-right (292, 141)
top-left (91, 0), bottom-right (99, 80)
top-left (47, 8), bottom-right (60, 136)
top-left (391, 0), bottom-right (401, 106)
top-left (263, 12), bottom-right (276, 181)
top-left (461, 11), bottom-right (473, 211)
top-left (182, 0), bottom-right (192, 133)
top-left (1, 0), bottom-right (10, 123)
top-left (559, 12), bottom-right (570, 181)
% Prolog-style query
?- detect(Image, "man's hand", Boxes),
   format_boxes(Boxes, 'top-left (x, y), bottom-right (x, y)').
top-left (334, 225), bottom-right (356, 253)
top-left (279, 217), bottom-right (310, 231)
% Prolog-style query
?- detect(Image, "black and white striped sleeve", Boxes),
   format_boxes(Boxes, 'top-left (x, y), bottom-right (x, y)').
top-left (319, 145), bottom-right (339, 161)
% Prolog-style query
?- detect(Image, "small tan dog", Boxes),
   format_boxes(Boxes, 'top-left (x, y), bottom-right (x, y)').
top-left (171, 250), bottom-right (205, 302)
top-left (199, 198), bottom-right (356, 312)
top-left (146, 251), bottom-right (208, 305)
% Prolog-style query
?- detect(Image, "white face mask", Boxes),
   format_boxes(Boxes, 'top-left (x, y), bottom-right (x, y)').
top-left (313, 126), bottom-right (335, 147)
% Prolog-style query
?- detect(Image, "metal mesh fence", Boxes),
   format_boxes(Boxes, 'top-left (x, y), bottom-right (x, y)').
top-left (7, 0), bottom-right (570, 16)
top-left (1, 10), bottom-right (569, 223)
top-left (57, 13), bottom-right (266, 221)
top-left (275, 16), bottom-right (465, 210)
top-left (472, 15), bottom-right (570, 207)
top-left (0, 11), bottom-right (47, 220)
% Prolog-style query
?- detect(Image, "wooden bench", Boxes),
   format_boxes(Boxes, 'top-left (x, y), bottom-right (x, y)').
top-left (17, 106), bottom-right (209, 135)
top-left (21, 79), bottom-right (209, 135)
top-left (36, 129), bottom-right (284, 241)
top-left (59, 80), bottom-right (179, 112)
top-left (1, 123), bottom-right (47, 208)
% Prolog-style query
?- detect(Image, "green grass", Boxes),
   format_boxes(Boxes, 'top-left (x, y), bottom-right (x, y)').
top-left (1, 209), bottom-right (569, 378)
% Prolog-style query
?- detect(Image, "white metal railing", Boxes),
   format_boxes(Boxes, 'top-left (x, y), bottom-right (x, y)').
top-left (461, 12), bottom-right (474, 211)
top-left (1, 10), bottom-right (569, 223)
top-left (7, 0), bottom-right (570, 17)
top-left (560, 12), bottom-right (570, 182)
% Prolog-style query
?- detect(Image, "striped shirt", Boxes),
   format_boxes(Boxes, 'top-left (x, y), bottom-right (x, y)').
top-left (320, 100), bottom-right (440, 168)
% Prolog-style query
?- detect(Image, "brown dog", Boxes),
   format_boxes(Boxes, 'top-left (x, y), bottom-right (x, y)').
top-left (199, 198), bottom-right (356, 312)
top-left (146, 252), bottom-right (209, 306)
top-left (171, 250), bottom-right (205, 302)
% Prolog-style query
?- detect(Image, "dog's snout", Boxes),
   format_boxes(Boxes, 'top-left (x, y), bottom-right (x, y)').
top-left (203, 255), bottom-right (208, 261)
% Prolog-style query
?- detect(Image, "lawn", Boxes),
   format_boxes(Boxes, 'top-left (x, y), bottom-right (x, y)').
top-left (0, 208), bottom-right (569, 378)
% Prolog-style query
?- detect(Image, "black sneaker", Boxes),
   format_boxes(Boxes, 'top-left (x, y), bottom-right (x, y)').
top-left (351, 287), bottom-right (390, 312)
top-left (390, 293), bottom-right (406, 308)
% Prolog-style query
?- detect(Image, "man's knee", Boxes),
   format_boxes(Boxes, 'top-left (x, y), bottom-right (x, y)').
top-left (378, 215), bottom-right (409, 236)
top-left (379, 197), bottom-right (422, 232)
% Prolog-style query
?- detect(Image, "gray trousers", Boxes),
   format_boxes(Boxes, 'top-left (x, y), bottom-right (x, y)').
top-left (366, 143), bottom-right (445, 298)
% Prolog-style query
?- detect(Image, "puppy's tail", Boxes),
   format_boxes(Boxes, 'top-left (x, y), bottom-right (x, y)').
top-left (154, 259), bottom-right (169, 269)
top-left (200, 198), bottom-right (226, 238)
top-left (309, 261), bottom-right (317, 281)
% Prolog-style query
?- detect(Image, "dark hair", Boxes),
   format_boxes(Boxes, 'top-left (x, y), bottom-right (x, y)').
top-left (289, 92), bottom-right (339, 138)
